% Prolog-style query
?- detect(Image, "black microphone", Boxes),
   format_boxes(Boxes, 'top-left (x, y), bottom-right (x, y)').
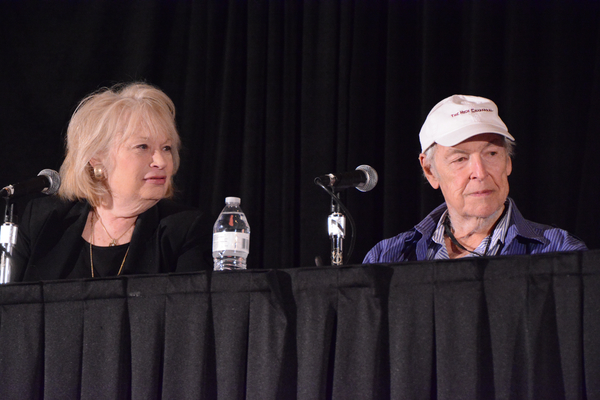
top-left (0, 169), bottom-right (61, 199)
top-left (316, 165), bottom-right (378, 192)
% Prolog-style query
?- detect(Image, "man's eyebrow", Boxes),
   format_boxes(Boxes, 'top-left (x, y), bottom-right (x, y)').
top-left (482, 140), bottom-right (505, 150)
top-left (444, 147), bottom-right (469, 157)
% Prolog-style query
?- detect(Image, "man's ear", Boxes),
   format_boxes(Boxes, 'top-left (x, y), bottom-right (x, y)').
top-left (419, 153), bottom-right (440, 189)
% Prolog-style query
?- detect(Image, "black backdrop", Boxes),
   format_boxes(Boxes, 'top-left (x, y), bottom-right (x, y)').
top-left (1, 0), bottom-right (599, 270)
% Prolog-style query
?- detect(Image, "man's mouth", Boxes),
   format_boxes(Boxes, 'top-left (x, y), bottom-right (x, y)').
top-left (468, 190), bottom-right (493, 196)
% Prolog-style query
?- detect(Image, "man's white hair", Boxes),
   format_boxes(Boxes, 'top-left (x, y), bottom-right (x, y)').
top-left (422, 136), bottom-right (515, 178)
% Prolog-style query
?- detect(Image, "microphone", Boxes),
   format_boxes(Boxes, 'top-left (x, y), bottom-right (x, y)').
top-left (0, 169), bottom-right (61, 199)
top-left (316, 165), bottom-right (378, 192)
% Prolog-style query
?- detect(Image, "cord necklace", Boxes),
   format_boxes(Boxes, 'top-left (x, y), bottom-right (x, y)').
top-left (89, 211), bottom-right (129, 277)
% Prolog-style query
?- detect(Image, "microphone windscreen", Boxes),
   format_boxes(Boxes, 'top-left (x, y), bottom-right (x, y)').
top-left (38, 169), bottom-right (61, 195)
top-left (355, 165), bottom-right (378, 192)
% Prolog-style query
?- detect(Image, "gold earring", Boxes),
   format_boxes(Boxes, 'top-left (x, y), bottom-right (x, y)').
top-left (93, 166), bottom-right (105, 180)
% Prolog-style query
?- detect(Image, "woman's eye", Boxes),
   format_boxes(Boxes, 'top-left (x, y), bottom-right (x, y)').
top-left (136, 144), bottom-right (149, 150)
top-left (163, 146), bottom-right (172, 152)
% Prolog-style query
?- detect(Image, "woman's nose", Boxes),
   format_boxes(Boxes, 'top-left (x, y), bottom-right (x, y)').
top-left (151, 150), bottom-right (167, 169)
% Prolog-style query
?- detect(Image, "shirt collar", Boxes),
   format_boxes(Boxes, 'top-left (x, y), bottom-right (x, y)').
top-left (428, 199), bottom-right (513, 258)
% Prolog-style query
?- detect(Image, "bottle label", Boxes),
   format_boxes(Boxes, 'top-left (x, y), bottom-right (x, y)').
top-left (212, 232), bottom-right (250, 255)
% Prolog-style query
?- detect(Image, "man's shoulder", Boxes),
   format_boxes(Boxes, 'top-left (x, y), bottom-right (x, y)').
top-left (363, 202), bottom-right (446, 264)
top-left (363, 228), bottom-right (422, 263)
top-left (506, 199), bottom-right (588, 252)
top-left (519, 221), bottom-right (587, 251)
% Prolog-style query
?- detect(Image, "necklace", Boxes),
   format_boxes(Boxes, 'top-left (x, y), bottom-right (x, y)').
top-left (90, 212), bottom-right (129, 277)
top-left (443, 216), bottom-right (491, 257)
top-left (95, 210), bottom-right (135, 246)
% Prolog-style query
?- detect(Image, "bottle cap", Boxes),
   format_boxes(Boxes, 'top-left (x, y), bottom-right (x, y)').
top-left (225, 197), bottom-right (241, 205)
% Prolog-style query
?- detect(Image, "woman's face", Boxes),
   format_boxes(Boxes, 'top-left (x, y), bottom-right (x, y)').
top-left (103, 129), bottom-right (174, 215)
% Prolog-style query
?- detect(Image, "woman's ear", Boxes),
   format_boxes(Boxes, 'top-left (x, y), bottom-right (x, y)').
top-left (89, 158), bottom-right (106, 181)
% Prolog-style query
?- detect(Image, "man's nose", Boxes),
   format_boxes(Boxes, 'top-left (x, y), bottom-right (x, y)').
top-left (469, 155), bottom-right (488, 180)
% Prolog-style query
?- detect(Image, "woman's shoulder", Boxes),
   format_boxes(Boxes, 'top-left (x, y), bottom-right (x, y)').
top-left (149, 200), bottom-right (213, 246)
top-left (153, 199), bottom-right (213, 227)
top-left (155, 199), bottom-right (205, 220)
top-left (17, 196), bottom-right (88, 246)
top-left (22, 195), bottom-right (86, 220)
top-left (155, 198), bottom-right (195, 214)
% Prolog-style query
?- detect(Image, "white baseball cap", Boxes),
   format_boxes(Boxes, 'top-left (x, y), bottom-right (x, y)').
top-left (419, 94), bottom-right (515, 152)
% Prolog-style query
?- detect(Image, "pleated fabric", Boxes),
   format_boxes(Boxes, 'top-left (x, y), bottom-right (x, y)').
top-left (0, 250), bottom-right (597, 399)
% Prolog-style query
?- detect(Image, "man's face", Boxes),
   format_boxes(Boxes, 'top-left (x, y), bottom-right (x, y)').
top-left (420, 133), bottom-right (512, 221)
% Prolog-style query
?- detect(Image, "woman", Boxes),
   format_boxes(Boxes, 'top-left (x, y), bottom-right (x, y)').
top-left (12, 82), bottom-right (212, 281)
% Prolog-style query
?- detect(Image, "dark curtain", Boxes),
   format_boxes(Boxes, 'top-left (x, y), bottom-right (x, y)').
top-left (1, 0), bottom-right (598, 270)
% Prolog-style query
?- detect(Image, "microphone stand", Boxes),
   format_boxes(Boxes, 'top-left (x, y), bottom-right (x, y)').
top-left (314, 178), bottom-right (357, 266)
top-left (0, 198), bottom-right (17, 283)
top-left (328, 193), bottom-right (345, 265)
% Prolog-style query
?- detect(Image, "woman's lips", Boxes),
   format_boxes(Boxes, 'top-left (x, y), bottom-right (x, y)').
top-left (145, 176), bottom-right (167, 184)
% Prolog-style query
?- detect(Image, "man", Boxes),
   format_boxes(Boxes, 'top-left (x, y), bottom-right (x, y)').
top-left (363, 94), bottom-right (587, 263)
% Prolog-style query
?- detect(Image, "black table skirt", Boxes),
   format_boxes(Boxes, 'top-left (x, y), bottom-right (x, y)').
top-left (1, 250), bottom-right (599, 400)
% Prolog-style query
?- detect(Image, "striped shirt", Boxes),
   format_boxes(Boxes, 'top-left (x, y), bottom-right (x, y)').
top-left (363, 197), bottom-right (587, 264)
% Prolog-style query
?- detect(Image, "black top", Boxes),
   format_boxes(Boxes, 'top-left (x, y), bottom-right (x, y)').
top-left (78, 239), bottom-right (130, 278)
top-left (12, 196), bottom-right (214, 282)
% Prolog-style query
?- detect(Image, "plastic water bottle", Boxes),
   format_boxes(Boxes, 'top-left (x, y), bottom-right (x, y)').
top-left (212, 197), bottom-right (250, 270)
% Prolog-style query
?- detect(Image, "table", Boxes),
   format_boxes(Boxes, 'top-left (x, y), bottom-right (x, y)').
top-left (1, 250), bottom-right (599, 399)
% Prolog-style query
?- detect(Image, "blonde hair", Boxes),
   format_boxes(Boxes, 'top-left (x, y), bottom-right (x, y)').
top-left (59, 82), bottom-right (181, 208)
